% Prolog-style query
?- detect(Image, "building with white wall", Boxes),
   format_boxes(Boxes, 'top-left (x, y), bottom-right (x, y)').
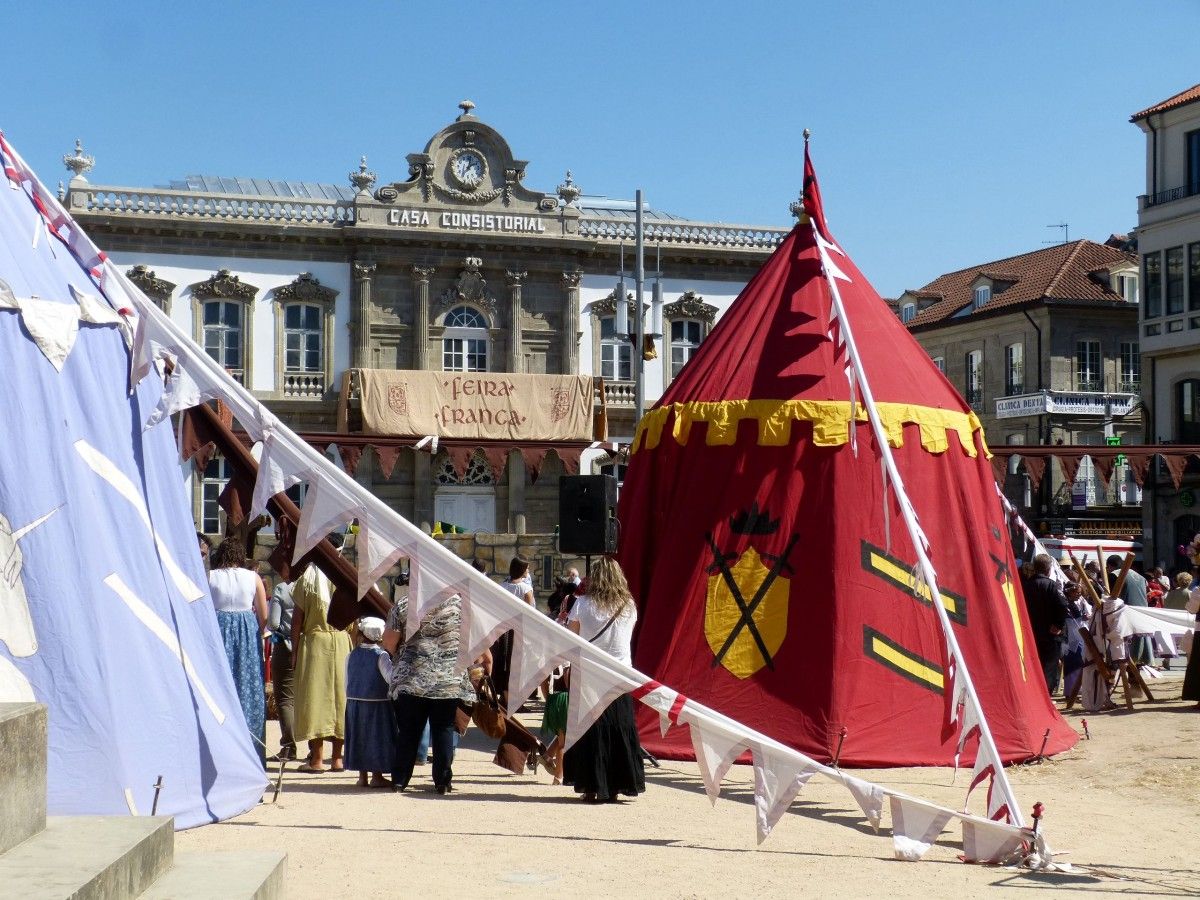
top-left (1132, 82), bottom-right (1200, 563)
top-left (65, 102), bottom-right (791, 539)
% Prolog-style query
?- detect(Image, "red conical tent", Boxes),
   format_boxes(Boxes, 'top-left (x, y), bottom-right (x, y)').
top-left (618, 159), bottom-right (1077, 768)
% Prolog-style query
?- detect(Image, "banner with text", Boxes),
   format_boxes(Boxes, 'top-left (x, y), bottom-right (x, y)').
top-left (357, 369), bottom-right (593, 441)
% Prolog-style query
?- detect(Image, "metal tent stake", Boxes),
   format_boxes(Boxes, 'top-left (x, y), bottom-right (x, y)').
top-left (832, 727), bottom-right (848, 768)
top-left (150, 776), bottom-right (164, 816)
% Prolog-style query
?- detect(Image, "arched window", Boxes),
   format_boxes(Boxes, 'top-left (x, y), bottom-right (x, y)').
top-left (442, 306), bottom-right (488, 372)
top-left (599, 316), bottom-right (632, 381)
top-left (203, 301), bottom-right (244, 383)
top-left (670, 319), bottom-right (703, 379)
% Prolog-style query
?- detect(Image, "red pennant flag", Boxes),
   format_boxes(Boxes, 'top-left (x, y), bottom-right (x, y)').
top-left (802, 143), bottom-right (829, 237)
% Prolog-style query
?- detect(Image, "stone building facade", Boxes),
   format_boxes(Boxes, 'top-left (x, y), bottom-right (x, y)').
top-left (64, 102), bottom-right (790, 585)
top-left (1131, 82), bottom-right (1200, 564)
top-left (896, 238), bottom-right (1143, 537)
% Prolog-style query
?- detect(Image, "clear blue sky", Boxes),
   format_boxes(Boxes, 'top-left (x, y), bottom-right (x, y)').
top-left (3, 1), bottom-right (1197, 296)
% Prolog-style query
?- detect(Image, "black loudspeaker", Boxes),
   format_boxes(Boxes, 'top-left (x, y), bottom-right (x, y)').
top-left (558, 475), bottom-right (618, 555)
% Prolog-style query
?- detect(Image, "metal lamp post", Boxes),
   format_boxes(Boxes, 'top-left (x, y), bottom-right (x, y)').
top-left (613, 189), bottom-right (664, 424)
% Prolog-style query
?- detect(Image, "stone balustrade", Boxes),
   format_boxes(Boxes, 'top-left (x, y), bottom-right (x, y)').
top-left (74, 185), bottom-right (355, 225)
top-left (603, 380), bottom-right (636, 407)
top-left (283, 372), bottom-right (326, 399)
top-left (578, 217), bottom-right (788, 249)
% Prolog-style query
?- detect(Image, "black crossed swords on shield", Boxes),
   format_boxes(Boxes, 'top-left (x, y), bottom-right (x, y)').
top-left (705, 532), bottom-right (801, 671)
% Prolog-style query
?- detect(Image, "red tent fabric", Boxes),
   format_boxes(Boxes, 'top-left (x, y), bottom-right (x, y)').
top-left (618, 180), bottom-right (1077, 768)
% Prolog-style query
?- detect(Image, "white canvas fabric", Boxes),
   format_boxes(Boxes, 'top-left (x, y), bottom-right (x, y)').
top-left (752, 743), bottom-right (817, 844)
top-left (890, 795), bottom-right (956, 861)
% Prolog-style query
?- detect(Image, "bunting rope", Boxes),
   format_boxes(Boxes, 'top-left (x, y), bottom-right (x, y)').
top-left (0, 131), bottom-right (1051, 861)
top-left (809, 206), bottom-right (1025, 829)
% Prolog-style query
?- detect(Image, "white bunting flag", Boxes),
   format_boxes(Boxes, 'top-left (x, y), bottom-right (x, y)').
top-left (688, 721), bottom-right (748, 805)
top-left (293, 478), bottom-right (357, 563)
top-left (890, 795), bottom-right (956, 861)
top-left (409, 556), bottom-right (477, 637)
top-left (752, 743), bottom-right (817, 844)
top-left (249, 435), bottom-right (306, 522)
top-left (840, 773), bottom-right (885, 831)
top-left (143, 355), bottom-right (219, 431)
top-left (354, 516), bottom-right (409, 602)
top-left (631, 681), bottom-right (679, 737)
top-left (563, 652), bottom-right (634, 750)
top-left (506, 617), bottom-right (566, 716)
top-left (456, 591), bottom-right (522, 671)
top-left (960, 815), bottom-right (1027, 864)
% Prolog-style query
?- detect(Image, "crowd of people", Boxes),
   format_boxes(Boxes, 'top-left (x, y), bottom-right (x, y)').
top-left (199, 531), bottom-right (647, 802)
top-left (1020, 552), bottom-right (1200, 709)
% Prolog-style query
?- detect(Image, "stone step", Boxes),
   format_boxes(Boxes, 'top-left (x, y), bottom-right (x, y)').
top-left (0, 702), bottom-right (47, 855)
top-left (139, 851), bottom-right (287, 900)
top-left (0, 815), bottom-right (173, 899)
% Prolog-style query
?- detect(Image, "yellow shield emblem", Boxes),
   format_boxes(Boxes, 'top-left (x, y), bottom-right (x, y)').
top-left (705, 546), bottom-right (790, 679)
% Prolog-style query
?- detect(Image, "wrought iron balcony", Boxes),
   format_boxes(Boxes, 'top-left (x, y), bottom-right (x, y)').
top-left (1140, 182), bottom-right (1200, 209)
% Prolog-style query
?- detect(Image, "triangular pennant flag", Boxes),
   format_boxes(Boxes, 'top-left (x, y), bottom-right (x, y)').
top-left (840, 774), bottom-right (885, 832)
top-left (250, 435), bottom-right (306, 521)
top-left (630, 680), bottom-right (680, 737)
top-left (408, 558), bottom-right (474, 638)
top-left (752, 743), bottom-right (817, 844)
top-left (293, 477), bottom-right (357, 564)
top-left (960, 816), bottom-right (1027, 865)
top-left (355, 517), bottom-right (409, 602)
top-left (9, 295), bottom-right (81, 371)
top-left (506, 616), bottom-right (567, 715)
top-left (456, 591), bottom-right (522, 672)
top-left (563, 652), bottom-right (634, 751)
top-left (890, 795), bottom-right (956, 861)
top-left (687, 720), bottom-right (748, 806)
top-left (143, 355), bottom-right (219, 431)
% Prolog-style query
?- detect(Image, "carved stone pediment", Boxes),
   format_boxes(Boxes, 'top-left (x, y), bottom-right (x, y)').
top-left (590, 291), bottom-right (647, 317)
top-left (374, 101), bottom-right (557, 213)
top-left (125, 265), bottom-right (175, 302)
top-left (274, 272), bottom-right (338, 305)
top-left (663, 290), bottom-right (717, 324)
top-left (191, 269), bottom-right (257, 301)
top-left (437, 257), bottom-right (497, 315)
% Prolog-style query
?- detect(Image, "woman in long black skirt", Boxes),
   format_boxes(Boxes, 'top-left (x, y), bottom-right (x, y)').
top-left (563, 556), bottom-right (646, 802)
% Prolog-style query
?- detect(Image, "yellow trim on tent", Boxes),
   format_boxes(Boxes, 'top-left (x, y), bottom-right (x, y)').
top-left (631, 399), bottom-right (989, 458)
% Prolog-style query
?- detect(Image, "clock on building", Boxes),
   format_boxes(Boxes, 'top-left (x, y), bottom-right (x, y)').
top-left (449, 149), bottom-right (486, 190)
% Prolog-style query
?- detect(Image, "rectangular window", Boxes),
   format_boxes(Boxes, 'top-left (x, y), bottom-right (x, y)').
top-left (1075, 340), bottom-right (1102, 391)
top-left (1167, 247), bottom-right (1185, 315)
top-left (600, 317), bottom-right (632, 381)
top-left (965, 350), bottom-right (983, 406)
top-left (1120, 342), bottom-right (1140, 392)
top-left (1190, 243), bottom-right (1200, 312)
top-left (932, 356), bottom-right (945, 373)
top-left (200, 456), bottom-right (229, 535)
top-left (973, 285), bottom-right (991, 307)
top-left (202, 300), bottom-right (243, 382)
top-left (669, 319), bottom-right (702, 379)
top-left (284, 303), bottom-right (322, 372)
top-left (1118, 273), bottom-right (1139, 304)
top-left (1145, 251), bottom-right (1162, 319)
top-left (900, 303), bottom-right (916, 323)
top-left (1004, 342), bottom-right (1024, 396)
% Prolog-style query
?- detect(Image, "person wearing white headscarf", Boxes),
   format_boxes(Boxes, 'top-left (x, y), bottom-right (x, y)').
top-left (344, 616), bottom-right (397, 787)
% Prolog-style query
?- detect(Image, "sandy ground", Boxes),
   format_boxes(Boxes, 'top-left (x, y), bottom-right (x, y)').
top-left (178, 674), bottom-right (1200, 899)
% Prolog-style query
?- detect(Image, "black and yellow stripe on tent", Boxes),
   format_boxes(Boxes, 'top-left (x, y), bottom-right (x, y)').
top-left (862, 627), bottom-right (944, 693)
top-left (859, 540), bottom-right (967, 626)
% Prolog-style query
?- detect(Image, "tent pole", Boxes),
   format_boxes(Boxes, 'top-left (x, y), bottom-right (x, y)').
top-left (812, 227), bottom-right (1027, 828)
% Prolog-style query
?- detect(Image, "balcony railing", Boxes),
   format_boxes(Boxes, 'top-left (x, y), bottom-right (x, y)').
top-left (283, 371), bottom-right (326, 399)
top-left (603, 380), bottom-right (636, 407)
top-left (578, 217), bottom-right (788, 250)
top-left (1140, 182), bottom-right (1200, 209)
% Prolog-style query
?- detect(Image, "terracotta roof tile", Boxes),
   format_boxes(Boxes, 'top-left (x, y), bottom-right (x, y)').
top-left (906, 240), bottom-right (1136, 330)
top-left (1131, 83), bottom-right (1200, 120)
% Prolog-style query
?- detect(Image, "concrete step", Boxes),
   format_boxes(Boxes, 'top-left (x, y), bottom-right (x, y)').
top-left (139, 851), bottom-right (287, 900)
top-left (0, 702), bottom-right (47, 855)
top-left (0, 815), bottom-right (173, 899)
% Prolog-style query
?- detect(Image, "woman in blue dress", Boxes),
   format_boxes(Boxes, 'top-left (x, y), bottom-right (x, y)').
top-left (344, 617), bottom-right (398, 787)
top-left (207, 538), bottom-right (268, 765)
